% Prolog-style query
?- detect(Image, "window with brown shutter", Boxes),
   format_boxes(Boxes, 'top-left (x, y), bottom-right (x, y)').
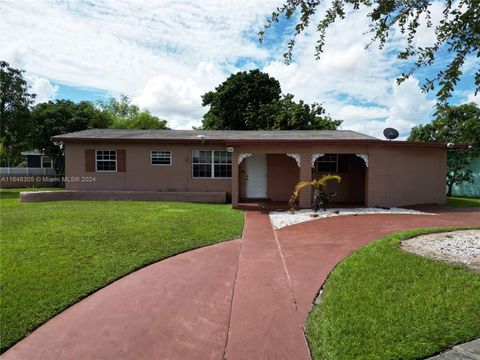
top-left (85, 149), bottom-right (95, 172)
top-left (117, 149), bottom-right (126, 172)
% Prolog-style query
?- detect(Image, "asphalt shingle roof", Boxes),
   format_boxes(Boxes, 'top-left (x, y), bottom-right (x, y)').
top-left (53, 129), bottom-right (378, 141)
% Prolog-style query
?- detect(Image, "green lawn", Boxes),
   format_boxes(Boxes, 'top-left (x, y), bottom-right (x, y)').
top-left (0, 189), bottom-right (243, 353)
top-left (447, 196), bottom-right (480, 207)
top-left (306, 228), bottom-right (480, 360)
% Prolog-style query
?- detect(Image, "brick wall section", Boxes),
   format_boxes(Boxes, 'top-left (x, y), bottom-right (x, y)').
top-left (64, 142), bottom-right (447, 208)
top-left (66, 143), bottom-right (231, 195)
top-left (367, 146), bottom-right (446, 207)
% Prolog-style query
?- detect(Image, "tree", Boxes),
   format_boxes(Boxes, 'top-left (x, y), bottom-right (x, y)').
top-left (289, 174), bottom-right (341, 212)
top-left (0, 61), bottom-right (35, 166)
top-left (408, 103), bottom-right (480, 196)
top-left (258, 94), bottom-right (341, 130)
top-left (201, 70), bottom-right (341, 130)
top-left (261, 0), bottom-right (480, 103)
top-left (98, 95), bottom-right (168, 130)
top-left (201, 69), bottom-right (282, 130)
top-left (31, 100), bottom-right (112, 174)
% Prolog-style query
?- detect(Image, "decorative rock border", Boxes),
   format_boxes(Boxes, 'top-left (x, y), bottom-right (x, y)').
top-left (401, 230), bottom-right (480, 271)
top-left (270, 207), bottom-right (434, 229)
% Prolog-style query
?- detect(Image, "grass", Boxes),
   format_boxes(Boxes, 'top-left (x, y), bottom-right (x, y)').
top-left (306, 227), bottom-right (480, 360)
top-left (0, 189), bottom-right (244, 353)
top-left (447, 196), bottom-right (480, 207)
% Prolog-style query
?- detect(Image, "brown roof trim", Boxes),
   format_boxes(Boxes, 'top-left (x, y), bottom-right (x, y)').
top-left (51, 135), bottom-right (467, 149)
top-left (226, 139), bottom-right (451, 148)
top-left (52, 137), bottom-right (228, 144)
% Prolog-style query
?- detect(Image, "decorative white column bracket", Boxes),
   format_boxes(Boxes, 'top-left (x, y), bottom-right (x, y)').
top-left (355, 153), bottom-right (369, 167)
top-left (237, 153), bottom-right (252, 165)
top-left (286, 153), bottom-right (301, 167)
top-left (311, 153), bottom-right (325, 167)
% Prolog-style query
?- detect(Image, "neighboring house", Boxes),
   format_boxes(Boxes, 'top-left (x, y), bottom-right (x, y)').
top-left (0, 151), bottom-right (57, 188)
top-left (52, 129), bottom-right (452, 208)
top-left (452, 155), bottom-right (480, 197)
top-left (20, 151), bottom-right (53, 169)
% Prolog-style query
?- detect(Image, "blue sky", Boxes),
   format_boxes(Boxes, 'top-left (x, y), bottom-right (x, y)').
top-left (0, 0), bottom-right (478, 138)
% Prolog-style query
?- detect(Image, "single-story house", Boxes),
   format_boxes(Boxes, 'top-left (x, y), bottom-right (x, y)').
top-left (51, 129), bottom-right (452, 208)
top-left (20, 150), bottom-right (53, 168)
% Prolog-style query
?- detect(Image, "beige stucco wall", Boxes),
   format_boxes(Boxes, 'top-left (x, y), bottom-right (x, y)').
top-left (64, 143), bottom-right (232, 196)
top-left (267, 154), bottom-right (299, 202)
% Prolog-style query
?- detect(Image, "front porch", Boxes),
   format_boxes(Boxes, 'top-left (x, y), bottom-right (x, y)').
top-left (232, 151), bottom-right (368, 209)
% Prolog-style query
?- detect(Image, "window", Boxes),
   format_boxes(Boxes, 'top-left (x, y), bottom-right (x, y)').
top-left (316, 154), bottom-right (338, 172)
top-left (41, 156), bottom-right (52, 168)
top-left (151, 150), bottom-right (172, 165)
top-left (96, 150), bottom-right (117, 172)
top-left (213, 150), bottom-right (232, 178)
top-left (192, 150), bottom-right (232, 178)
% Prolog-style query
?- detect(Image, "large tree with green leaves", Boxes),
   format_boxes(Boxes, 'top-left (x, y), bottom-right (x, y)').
top-left (0, 61), bottom-right (35, 166)
top-left (201, 69), bottom-right (341, 130)
top-left (261, 0), bottom-right (479, 103)
top-left (98, 95), bottom-right (168, 130)
top-left (202, 69), bottom-right (282, 130)
top-left (31, 100), bottom-right (112, 174)
top-left (258, 93), bottom-right (341, 130)
top-left (409, 103), bottom-right (480, 196)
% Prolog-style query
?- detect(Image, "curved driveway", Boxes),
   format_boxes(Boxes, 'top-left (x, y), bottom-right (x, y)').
top-left (3, 207), bottom-right (480, 360)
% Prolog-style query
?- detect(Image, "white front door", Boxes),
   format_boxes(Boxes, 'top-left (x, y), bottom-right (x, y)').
top-left (245, 154), bottom-right (267, 198)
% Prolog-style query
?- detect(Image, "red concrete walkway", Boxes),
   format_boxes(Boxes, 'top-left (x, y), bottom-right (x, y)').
top-left (3, 207), bottom-right (479, 360)
top-left (275, 209), bottom-right (480, 322)
top-left (224, 211), bottom-right (310, 360)
top-left (3, 241), bottom-right (242, 360)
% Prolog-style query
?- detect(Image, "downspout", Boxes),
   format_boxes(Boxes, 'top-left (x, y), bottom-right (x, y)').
top-left (184, 148), bottom-right (188, 191)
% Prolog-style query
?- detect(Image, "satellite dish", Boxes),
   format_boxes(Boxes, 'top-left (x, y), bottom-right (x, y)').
top-left (383, 128), bottom-right (399, 140)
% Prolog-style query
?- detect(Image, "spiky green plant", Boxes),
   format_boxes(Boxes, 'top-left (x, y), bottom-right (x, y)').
top-left (289, 174), bottom-right (341, 212)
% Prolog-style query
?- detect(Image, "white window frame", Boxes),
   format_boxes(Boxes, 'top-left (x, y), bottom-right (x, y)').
top-left (150, 150), bottom-right (172, 166)
top-left (40, 156), bottom-right (53, 169)
top-left (192, 150), bottom-right (232, 179)
top-left (316, 154), bottom-right (338, 172)
top-left (95, 150), bottom-right (117, 172)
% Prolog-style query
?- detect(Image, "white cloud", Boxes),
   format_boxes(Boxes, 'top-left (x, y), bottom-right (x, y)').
top-left (340, 78), bottom-right (434, 138)
top-left (26, 75), bottom-right (59, 104)
top-left (133, 62), bottom-right (226, 129)
top-left (411, 1), bottom-right (445, 49)
top-left (466, 92), bottom-right (480, 106)
top-left (0, 0), bottom-right (278, 92)
top-left (262, 6), bottom-right (435, 138)
top-left (0, 0), bottom-right (472, 132)
top-left (0, 0), bottom-right (280, 126)
top-left (331, 104), bottom-right (389, 122)
top-left (386, 78), bottom-right (435, 131)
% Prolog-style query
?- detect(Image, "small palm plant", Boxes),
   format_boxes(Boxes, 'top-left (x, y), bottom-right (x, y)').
top-left (289, 174), bottom-right (341, 212)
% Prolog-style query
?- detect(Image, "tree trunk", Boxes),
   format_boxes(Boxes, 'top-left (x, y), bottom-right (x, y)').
top-left (446, 182), bottom-right (453, 197)
top-left (53, 157), bottom-right (64, 175)
top-left (312, 187), bottom-right (321, 212)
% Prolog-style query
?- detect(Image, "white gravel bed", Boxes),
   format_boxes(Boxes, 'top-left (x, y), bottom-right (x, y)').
top-left (401, 230), bottom-right (480, 271)
top-left (269, 207), bottom-right (433, 229)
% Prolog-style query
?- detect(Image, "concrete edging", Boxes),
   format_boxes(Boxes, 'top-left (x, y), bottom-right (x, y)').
top-left (19, 190), bottom-right (227, 204)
